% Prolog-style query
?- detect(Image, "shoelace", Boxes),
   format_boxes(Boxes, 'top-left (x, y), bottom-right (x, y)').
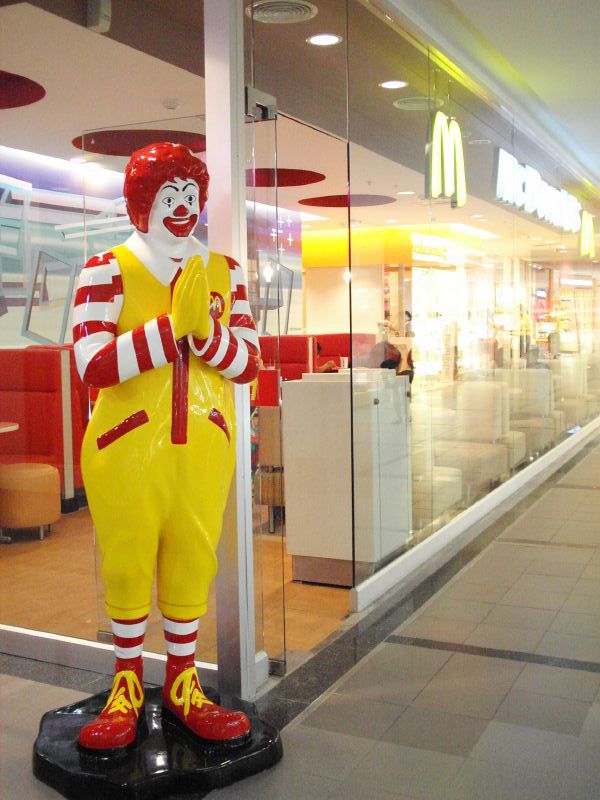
top-left (169, 667), bottom-right (214, 718)
top-left (105, 670), bottom-right (144, 717)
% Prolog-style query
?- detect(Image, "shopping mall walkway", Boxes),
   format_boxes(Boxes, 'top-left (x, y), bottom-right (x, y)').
top-left (4, 438), bottom-right (600, 799)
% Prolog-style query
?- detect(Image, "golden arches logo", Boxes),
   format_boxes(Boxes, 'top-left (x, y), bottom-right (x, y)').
top-left (580, 210), bottom-right (596, 259)
top-left (426, 111), bottom-right (467, 208)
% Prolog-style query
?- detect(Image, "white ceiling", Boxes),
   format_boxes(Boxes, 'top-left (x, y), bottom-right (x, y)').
top-left (1, 2), bottom-right (595, 267)
top-left (448, 0), bottom-right (600, 184)
top-left (0, 4), bottom-right (205, 162)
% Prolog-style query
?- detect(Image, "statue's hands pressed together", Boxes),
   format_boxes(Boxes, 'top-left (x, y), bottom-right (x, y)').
top-left (172, 255), bottom-right (211, 340)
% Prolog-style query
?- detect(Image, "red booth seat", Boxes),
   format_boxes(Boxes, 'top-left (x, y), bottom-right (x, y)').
top-left (259, 335), bottom-right (314, 381)
top-left (0, 346), bottom-right (87, 498)
top-left (313, 333), bottom-right (377, 369)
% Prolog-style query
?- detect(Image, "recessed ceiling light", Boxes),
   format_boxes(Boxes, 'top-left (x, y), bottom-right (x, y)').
top-left (470, 214), bottom-right (486, 220)
top-left (468, 138), bottom-right (492, 145)
top-left (307, 33), bottom-right (342, 46)
top-left (379, 80), bottom-right (408, 90)
top-left (386, 218), bottom-right (398, 223)
top-left (397, 190), bottom-right (415, 196)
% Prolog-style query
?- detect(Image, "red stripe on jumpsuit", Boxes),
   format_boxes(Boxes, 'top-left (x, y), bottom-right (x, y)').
top-left (171, 269), bottom-right (189, 445)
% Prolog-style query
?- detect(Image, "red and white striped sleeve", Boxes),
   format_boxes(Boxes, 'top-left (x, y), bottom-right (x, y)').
top-left (188, 256), bottom-right (260, 385)
top-left (73, 251), bottom-right (179, 389)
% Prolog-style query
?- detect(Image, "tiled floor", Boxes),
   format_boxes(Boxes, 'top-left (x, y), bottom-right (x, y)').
top-left (4, 440), bottom-right (600, 799)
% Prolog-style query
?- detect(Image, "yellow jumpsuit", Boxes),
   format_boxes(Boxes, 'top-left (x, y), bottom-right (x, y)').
top-left (81, 245), bottom-right (236, 621)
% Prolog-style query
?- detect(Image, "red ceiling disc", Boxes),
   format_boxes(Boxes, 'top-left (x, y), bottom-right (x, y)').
top-left (298, 194), bottom-right (396, 207)
top-left (246, 168), bottom-right (325, 187)
top-left (0, 71), bottom-right (46, 109)
top-left (71, 130), bottom-right (206, 156)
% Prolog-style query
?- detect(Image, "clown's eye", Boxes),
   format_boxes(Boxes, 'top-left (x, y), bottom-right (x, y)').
top-left (185, 194), bottom-right (197, 205)
top-left (162, 197), bottom-right (176, 208)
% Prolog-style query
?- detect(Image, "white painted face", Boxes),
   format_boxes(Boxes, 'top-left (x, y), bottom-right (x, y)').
top-left (147, 177), bottom-right (200, 244)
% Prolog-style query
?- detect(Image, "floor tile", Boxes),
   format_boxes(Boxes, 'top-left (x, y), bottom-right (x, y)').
top-left (571, 578), bottom-right (600, 597)
top-left (397, 615), bottom-right (478, 644)
top-left (337, 741), bottom-right (464, 800)
top-left (411, 654), bottom-right (523, 720)
top-left (470, 720), bottom-right (579, 770)
top-left (562, 591), bottom-right (600, 613)
top-left (581, 563), bottom-right (600, 580)
top-left (499, 585), bottom-right (569, 611)
top-left (525, 559), bottom-right (586, 578)
top-left (513, 662), bottom-right (600, 702)
top-left (465, 622), bottom-right (543, 652)
top-left (327, 786), bottom-right (415, 800)
top-left (335, 644), bottom-right (450, 705)
top-left (533, 546), bottom-right (594, 564)
top-left (483, 604), bottom-right (556, 631)
top-left (536, 630), bottom-right (600, 662)
top-left (210, 765), bottom-right (339, 800)
top-left (507, 573), bottom-right (579, 595)
top-left (552, 528), bottom-right (600, 546)
top-left (447, 757), bottom-right (569, 800)
top-left (441, 580), bottom-right (512, 603)
top-left (302, 692), bottom-right (405, 740)
top-left (381, 706), bottom-right (488, 756)
top-left (419, 597), bottom-right (494, 623)
top-left (0, 678), bottom-right (87, 800)
top-left (494, 688), bottom-right (591, 734)
top-left (280, 726), bottom-right (376, 781)
top-left (550, 610), bottom-right (600, 638)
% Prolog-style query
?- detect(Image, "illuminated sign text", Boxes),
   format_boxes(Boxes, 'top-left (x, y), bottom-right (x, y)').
top-left (495, 148), bottom-right (582, 233)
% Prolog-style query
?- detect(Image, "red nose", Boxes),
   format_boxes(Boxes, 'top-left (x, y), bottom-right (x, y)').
top-left (173, 204), bottom-right (188, 217)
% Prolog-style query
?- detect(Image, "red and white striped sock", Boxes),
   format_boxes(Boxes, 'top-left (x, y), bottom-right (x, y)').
top-left (163, 617), bottom-right (199, 680)
top-left (112, 615), bottom-right (148, 680)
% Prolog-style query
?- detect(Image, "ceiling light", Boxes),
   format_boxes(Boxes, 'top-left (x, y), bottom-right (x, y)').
top-left (386, 218), bottom-right (398, 223)
top-left (397, 190), bottom-right (415, 196)
top-left (468, 138), bottom-right (492, 145)
top-left (307, 33), bottom-right (342, 46)
top-left (470, 214), bottom-right (486, 220)
top-left (246, 1), bottom-right (319, 24)
top-left (379, 80), bottom-right (408, 90)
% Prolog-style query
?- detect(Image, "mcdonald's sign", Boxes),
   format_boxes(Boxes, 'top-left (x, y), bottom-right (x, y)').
top-left (580, 210), bottom-right (596, 259)
top-left (426, 111), bottom-right (467, 208)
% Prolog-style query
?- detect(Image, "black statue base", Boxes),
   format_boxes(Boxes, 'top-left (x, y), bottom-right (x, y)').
top-left (33, 686), bottom-right (282, 800)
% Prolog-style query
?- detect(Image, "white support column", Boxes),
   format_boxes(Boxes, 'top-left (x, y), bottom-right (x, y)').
top-left (204, 0), bottom-right (257, 701)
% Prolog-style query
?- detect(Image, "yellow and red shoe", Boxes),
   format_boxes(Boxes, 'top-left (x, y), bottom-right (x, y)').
top-left (78, 670), bottom-right (145, 752)
top-left (162, 667), bottom-right (251, 747)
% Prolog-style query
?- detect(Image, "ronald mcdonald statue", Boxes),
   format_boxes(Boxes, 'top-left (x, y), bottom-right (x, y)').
top-left (73, 142), bottom-right (259, 751)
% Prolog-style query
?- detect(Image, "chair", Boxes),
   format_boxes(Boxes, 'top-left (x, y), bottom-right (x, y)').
top-left (0, 347), bottom-right (87, 505)
top-left (432, 381), bottom-right (511, 498)
top-left (0, 463), bottom-right (61, 542)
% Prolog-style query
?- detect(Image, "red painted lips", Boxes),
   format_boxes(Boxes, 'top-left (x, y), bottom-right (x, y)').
top-left (163, 214), bottom-right (198, 237)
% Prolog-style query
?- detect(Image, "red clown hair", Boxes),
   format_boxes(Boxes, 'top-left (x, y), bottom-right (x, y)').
top-left (123, 142), bottom-right (209, 233)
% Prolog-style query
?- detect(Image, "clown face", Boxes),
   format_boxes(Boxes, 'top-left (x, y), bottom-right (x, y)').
top-left (148, 177), bottom-right (200, 245)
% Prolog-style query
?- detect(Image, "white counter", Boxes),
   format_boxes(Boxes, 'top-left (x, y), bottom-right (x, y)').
top-left (282, 369), bottom-right (412, 586)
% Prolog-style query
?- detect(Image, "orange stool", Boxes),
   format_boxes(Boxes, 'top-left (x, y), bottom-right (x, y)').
top-left (0, 463), bottom-right (61, 542)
